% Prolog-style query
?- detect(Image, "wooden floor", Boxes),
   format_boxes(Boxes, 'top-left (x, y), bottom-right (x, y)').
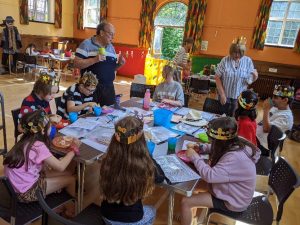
top-left (0, 73), bottom-right (299, 225)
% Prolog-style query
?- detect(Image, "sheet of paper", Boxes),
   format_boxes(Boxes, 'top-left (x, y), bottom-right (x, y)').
top-left (59, 127), bottom-right (91, 138)
top-left (174, 107), bottom-right (190, 116)
top-left (67, 118), bottom-right (99, 130)
top-left (154, 154), bottom-right (200, 184)
top-left (172, 123), bottom-right (200, 135)
top-left (144, 126), bottom-right (179, 144)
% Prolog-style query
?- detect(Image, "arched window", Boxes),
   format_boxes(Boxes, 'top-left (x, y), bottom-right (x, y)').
top-left (153, 2), bottom-right (188, 59)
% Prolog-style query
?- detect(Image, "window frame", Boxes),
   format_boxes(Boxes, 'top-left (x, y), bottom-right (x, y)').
top-left (28, 0), bottom-right (55, 24)
top-left (265, 0), bottom-right (300, 48)
top-left (83, 0), bottom-right (101, 29)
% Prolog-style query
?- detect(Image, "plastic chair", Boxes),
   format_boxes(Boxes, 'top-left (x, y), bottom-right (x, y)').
top-left (200, 157), bottom-right (300, 225)
top-left (11, 108), bottom-right (21, 144)
top-left (0, 176), bottom-right (73, 225)
top-left (0, 92), bottom-right (7, 156)
top-left (36, 189), bottom-right (104, 225)
top-left (129, 83), bottom-right (156, 98)
top-left (202, 98), bottom-right (224, 115)
top-left (256, 125), bottom-right (286, 176)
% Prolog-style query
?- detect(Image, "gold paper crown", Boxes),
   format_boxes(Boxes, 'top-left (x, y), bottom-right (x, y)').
top-left (22, 110), bottom-right (49, 134)
top-left (273, 85), bottom-right (294, 98)
top-left (115, 122), bottom-right (143, 145)
top-left (207, 127), bottom-right (237, 141)
top-left (238, 95), bottom-right (256, 110)
top-left (39, 72), bottom-right (58, 86)
top-left (232, 36), bottom-right (247, 46)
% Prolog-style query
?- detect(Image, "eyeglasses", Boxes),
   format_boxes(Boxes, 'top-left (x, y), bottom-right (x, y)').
top-left (104, 30), bottom-right (115, 37)
top-left (84, 86), bottom-right (96, 93)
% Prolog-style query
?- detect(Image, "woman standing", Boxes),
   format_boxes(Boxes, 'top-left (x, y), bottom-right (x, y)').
top-left (215, 37), bottom-right (258, 116)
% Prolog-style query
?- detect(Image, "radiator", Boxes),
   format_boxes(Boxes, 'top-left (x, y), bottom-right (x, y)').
top-left (250, 75), bottom-right (291, 100)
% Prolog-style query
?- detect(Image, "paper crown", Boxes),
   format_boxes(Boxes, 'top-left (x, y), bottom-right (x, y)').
top-left (232, 36), bottom-right (247, 46)
top-left (207, 127), bottom-right (237, 141)
top-left (79, 71), bottom-right (98, 87)
top-left (22, 110), bottom-right (49, 134)
top-left (238, 94), bottom-right (257, 110)
top-left (273, 85), bottom-right (294, 98)
top-left (114, 121), bottom-right (143, 145)
top-left (39, 72), bottom-right (58, 86)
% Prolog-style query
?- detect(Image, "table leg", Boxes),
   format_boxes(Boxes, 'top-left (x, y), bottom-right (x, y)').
top-left (76, 162), bottom-right (81, 214)
top-left (80, 163), bottom-right (86, 211)
top-left (168, 191), bottom-right (175, 225)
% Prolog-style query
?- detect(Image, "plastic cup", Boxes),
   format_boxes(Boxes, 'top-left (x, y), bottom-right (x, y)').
top-left (93, 106), bottom-right (102, 116)
top-left (146, 140), bottom-right (155, 156)
top-left (168, 137), bottom-right (177, 154)
top-left (69, 112), bottom-right (78, 123)
top-left (198, 133), bottom-right (209, 143)
top-left (153, 109), bottom-right (173, 128)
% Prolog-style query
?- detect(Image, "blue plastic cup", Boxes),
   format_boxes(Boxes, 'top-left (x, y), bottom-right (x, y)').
top-left (153, 109), bottom-right (173, 128)
top-left (146, 140), bottom-right (155, 156)
top-left (93, 106), bottom-right (102, 116)
top-left (168, 137), bottom-right (177, 154)
top-left (69, 112), bottom-right (78, 123)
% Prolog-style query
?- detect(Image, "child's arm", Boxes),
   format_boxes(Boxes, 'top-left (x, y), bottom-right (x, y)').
top-left (67, 100), bottom-right (97, 113)
top-left (44, 151), bottom-right (75, 172)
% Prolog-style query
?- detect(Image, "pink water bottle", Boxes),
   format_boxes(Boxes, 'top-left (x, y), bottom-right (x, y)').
top-left (143, 89), bottom-right (151, 110)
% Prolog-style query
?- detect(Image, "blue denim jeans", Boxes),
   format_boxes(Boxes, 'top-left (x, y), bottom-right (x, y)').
top-left (102, 205), bottom-right (156, 225)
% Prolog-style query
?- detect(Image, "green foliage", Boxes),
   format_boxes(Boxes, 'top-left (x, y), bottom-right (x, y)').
top-left (161, 27), bottom-right (184, 60)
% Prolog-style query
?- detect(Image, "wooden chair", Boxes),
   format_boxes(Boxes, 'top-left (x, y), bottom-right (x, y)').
top-left (11, 108), bottom-right (21, 144)
top-left (0, 92), bottom-right (7, 156)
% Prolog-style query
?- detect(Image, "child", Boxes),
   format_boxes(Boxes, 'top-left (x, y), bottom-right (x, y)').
top-left (19, 72), bottom-right (59, 119)
top-left (235, 90), bottom-right (258, 145)
top-left (57, 71), bottom-right (98, 119)
top-left (181, 117), bottom-right (260, 225)
top-left (99, 116), bottom-right (156, 224)
top-left (153, 65), bottom-right (184, 107)
top-left (3, 109), bottom-right (77, 203)
top-left (25, 43), bottom-right (40, 56)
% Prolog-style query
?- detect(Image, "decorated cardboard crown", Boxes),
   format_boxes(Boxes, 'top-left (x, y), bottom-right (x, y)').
top-left (22, 110), bottom-right (49, 134)
top-left (273, 85), bottom-right (294, 98)
top-left (39, 72), bottom-right (58, 86)
top-left (207, 127), bottom-right (237, 141)
top-left (114, 119), bottom-right (144, 145)
top-left (232, 36), bottom-right (247, 46)
top-left (238, 94), bottom-right (257, 110)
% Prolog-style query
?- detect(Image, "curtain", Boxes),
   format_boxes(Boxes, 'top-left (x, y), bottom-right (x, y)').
top-left (184, 0), bottom-right (207, 53)
top-left (19, 0), bottom-right (29, 25)
top-left (54, 0), bottom-right (62, 28)
top-left (251, 0), bottom-right (273, 50)
top-left (138, 0), bottom-right (157, 48)
top-left (100, 0), bottom-right (108, 22)
top-left (77, 0), bottom-right (84, 29)
top-left (294, 29), bottom-right (300, 54)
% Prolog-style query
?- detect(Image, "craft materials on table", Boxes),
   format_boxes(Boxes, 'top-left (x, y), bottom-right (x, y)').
top-left (154, 154), bottom-right (200, 184)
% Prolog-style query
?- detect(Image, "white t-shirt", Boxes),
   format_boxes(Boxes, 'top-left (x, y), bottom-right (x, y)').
top-left (257, 107), bottom-right (293, 148)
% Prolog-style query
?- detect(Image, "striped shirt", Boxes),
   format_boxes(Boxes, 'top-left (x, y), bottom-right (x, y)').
top-left (215, 56), bottom-right (255, 99)
top-left (57, 84), bottom-right (95, 119)
top-left (173, 47), bottom-right (188, 66)
top-left (75, 36), bottom-right (117, 85)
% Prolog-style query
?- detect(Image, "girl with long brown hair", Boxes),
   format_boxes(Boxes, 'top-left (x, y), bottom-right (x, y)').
top-left (180, 117), bottom-right (260, 225)
top-left (99, 116), bottom-right (156, 224)
top-left (4, 109), bottom-right (77, 203)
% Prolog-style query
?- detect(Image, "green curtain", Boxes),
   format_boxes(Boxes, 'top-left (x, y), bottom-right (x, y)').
top-left (184, 0), bottom-right (207, 53)
top-left (54, 0), bottom-right (62, 28)
top-left (294, 29), bottom-right (300, 54)
top-left (138, 0), bottom-right (157, 48)
top-left (251, 0), bottom-right (273, 50)
top-left (19, 0), bottom-right (29, 25)
top-left (77, 0), bottom-right (84, 29)
top-left (100, 0), bottom-right (108, 22)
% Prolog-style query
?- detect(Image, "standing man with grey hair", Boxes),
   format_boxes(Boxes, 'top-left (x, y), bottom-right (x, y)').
top-left (74, 22), bottom-right (125, 106)
top-left (215, 36), bottom-right (258, 116)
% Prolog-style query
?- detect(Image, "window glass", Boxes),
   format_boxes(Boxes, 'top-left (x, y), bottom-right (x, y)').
top-left (28, 0), bottom-right (54, 23)
top-left (83, 0), bottom-right (101, 28)
top-left (266, 0), bottom-right (300, 47)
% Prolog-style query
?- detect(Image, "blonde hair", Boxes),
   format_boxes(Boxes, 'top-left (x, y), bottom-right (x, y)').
top-left (79, 71), bottom-right (98, 87)
top-left (162, 65), bottom-right (175, 80)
